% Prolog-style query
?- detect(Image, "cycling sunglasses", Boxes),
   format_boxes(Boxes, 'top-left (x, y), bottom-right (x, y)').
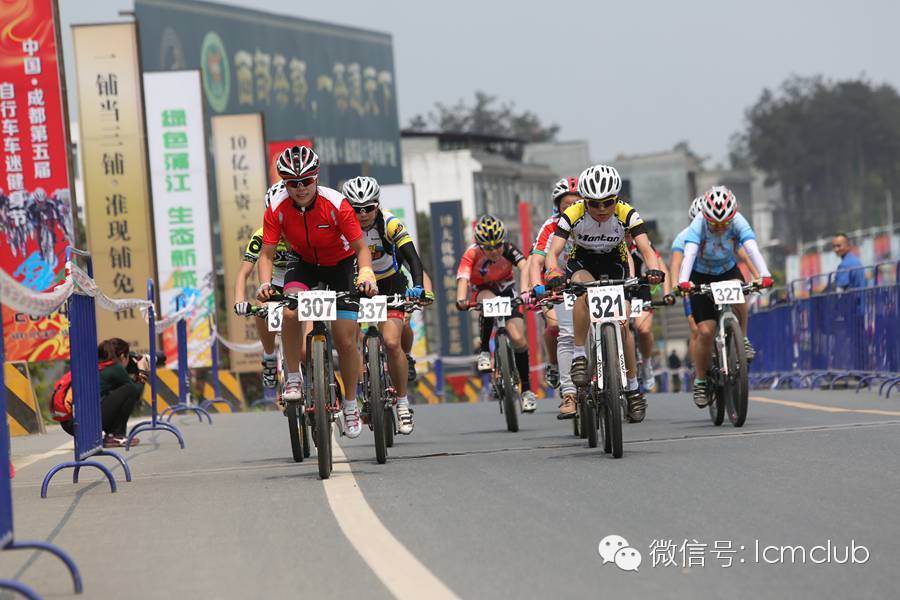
top-left (285, 176), bottom-right (317, 188)
top-left (586, 196), bottom-right (618, 209)
top-left (477, 242), bottom-right (504, 250)
top-left (353, 204), bottom-right (379, 214)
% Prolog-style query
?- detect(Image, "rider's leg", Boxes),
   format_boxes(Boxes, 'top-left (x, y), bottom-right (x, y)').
top-left (543, 308), bottom-right (559, 367)
top-left (380, 317), bottom-right (407, 398)
top-left (401, 319), bottom-right (414, 353)
top-left (734, 301), bottom-right (749, 335)
top-left (635, 312), bottom-right (654, 360)
top-left (692, 320), bottom-right (716, 380)
top-left (506, 317), bottom-right (531, 393)
top-left (255, 319), bottom-right (278, 355)
top-left (556, 302), bottom-right (575, 395)
top-left (333, 319), bottom-right (361, 405)
top-left (622, 318), bottom-right (638, 389)
top-left (281, 307), bottom-right (302, 374)
top-left (475, 289), bottom-right (496, 371)
top-left (571, 270), bottom-right (593, 349)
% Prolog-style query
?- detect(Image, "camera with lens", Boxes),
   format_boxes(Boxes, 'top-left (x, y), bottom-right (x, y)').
top-left (127, 351), bottom-right (166, 373)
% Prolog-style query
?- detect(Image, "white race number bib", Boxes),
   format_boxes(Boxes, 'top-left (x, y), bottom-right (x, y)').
top-left (587, 285), bottom-right (627, 323)
top-left (296, 290), bottom-right (338, 321)
top-left (358, 296), bottom-right (389, 323)
top-left (482, 296), bottom-right (513, 317)
top-left (709, 280), bottom-right (745, 306)
top-left (267, 302), bottom-right (283, 332)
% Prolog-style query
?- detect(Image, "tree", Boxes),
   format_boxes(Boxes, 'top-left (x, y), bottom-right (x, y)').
top-left (735, 75), bottom-right (900, 245)
top-left (407, 91), bottom-right (559, 142)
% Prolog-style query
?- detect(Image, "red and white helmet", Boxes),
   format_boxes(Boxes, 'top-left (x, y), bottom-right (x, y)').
top-left (689, 195), bottom-right (704, 220)
top-left (702, 186), bottom-right (737, 224)
top-left (276, 145), bottom-right (320, 179)
top-left (551, 176), bottom-right (579, 205)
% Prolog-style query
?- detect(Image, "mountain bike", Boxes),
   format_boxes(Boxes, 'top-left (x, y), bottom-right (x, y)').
top-left (466, 296), bottom-right (525, 432)
top-left (560, 277), bottom-right (645, 458)
top-left (685, 281), bottom-right (759, 427)
top-left (358, 294), bottom-right (428, 464)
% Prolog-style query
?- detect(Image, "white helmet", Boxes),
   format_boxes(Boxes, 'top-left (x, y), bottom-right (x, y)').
top-left (341, 176), bottom-right (380, 206)
top-left (689, 195), bottom-right (704, 220)
top-left (702, 186), bottom-right (738, 224)
top-left (577, 164), bottom-right (622, 201)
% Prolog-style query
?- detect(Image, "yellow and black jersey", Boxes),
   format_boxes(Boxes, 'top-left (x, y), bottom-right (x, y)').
top-left (364, 210), bottom-right (413, 280)
top-left (243, 227), bottom-right (292, 286)
top-left (555, 200), bottom-right (645, 259)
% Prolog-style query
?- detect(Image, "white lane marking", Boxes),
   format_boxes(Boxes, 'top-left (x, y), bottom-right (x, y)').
top-left (324, 436), bottom-right (460, 600)
top-left (13, 440), bottom-right (73, 470)
top-left (751, 395), bottom-right (900, 417)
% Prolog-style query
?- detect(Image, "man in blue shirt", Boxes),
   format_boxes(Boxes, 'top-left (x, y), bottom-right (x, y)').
top-left (831, 233), bottom-right (866, 291)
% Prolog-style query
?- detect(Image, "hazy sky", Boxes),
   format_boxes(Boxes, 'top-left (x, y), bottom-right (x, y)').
top-left (59, 0), bottom-right (900, 165)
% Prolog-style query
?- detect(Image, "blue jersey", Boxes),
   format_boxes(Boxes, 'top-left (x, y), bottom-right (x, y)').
top-left (683, 212), bottom-right (755, 275)
top-left (671, 227), bottom-right (690, 254)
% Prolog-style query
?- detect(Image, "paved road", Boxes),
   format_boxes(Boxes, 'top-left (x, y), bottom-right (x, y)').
top-left (4, 389), bottom-right (899, 599)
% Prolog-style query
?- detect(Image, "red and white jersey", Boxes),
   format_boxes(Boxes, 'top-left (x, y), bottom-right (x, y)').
top-left (531, 215), bottom-right (573, 267)
top-left (456, 242), bottom-right (526, 290)
top-left (262, 183), bottom-right (363, 266)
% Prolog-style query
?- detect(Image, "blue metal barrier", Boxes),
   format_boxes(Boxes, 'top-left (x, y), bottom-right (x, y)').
top-left (1, 298), bottom-right (83, 597)
top-left (200, 315), bottom-right (237, 413)
top-left (126, 279), bottom-right (185, 449)
top-left (750, 268), bottom-right (899, 383)
top-left (41, 249), bottom-right (132, 498)
top-left (159, 294), bottom-right (212, 424)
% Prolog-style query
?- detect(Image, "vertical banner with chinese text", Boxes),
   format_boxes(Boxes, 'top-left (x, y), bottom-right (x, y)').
top-left (429, 201), bottom-right (471, 371)
top-left (380, 183), bottom-right (427, 359)
top-left (73, 23), bottom-right (154, 353)
top-left (144, 70), bottom-right (213, 367)
top-left (0, 0), bottom-right (75, 361)
top-left (211, 113), bottom-right (267, 372)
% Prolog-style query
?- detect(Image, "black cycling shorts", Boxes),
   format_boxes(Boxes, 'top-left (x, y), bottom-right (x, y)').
top-left (565, 252), bottom-right (628, 281)
top-left (377, 271), bottom-right (409, 297)
top-left (284, 255), bottom-right (359, 318)
top-left (689, 266), bottom-right (745, 324)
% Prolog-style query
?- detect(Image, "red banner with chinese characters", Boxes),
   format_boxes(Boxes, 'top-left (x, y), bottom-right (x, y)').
top-left (0, 0), bottom-right (74, 361)
top-left (267, 138), bottom-right (312, 185)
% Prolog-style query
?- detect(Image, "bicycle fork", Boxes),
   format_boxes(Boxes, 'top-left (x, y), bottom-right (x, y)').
top-left (594, 322), bottom-right (627, 392)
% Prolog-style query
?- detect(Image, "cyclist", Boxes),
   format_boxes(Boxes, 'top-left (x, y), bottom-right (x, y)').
top-left (233, 228), bottom-right (292, 391)
top-left (341, 176), bottom-right (433, 435)
top-left (544, 164), bottom-right (665, 423)
top-left (528, 176), bottom-right (581, 419)
top-left (670, 197), bottom-right (705, 349)
top-left (624, 231), bottom-right (675, 391)
top-left (256, 146), bottom-right (377, 439)
top-left (676, 186), bottom-right (773, 408)
top-left (455, 215), bottom-right (537, 413)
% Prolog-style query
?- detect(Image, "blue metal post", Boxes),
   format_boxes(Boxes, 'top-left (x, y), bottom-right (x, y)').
top-left (126, 279), bottom-right (185, 449)
top-left (434, 358), bottom-right (444, 400)
top-left (160, 294), bottom-right (212, 424)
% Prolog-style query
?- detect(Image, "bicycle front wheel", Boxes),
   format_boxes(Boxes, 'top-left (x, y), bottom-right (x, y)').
top-left (724, 319), bottom-right (749, 427)
top-left (367, 336), bottom-right (388, 464)
top-left (312, 338), bottom-right (333, 479)
top-left (600, 324), bottom-right (623, 458)
top-left (496, 333), bottom-right (519, 433)
top-left (709, 346), bottom-right (725, 426)
top-left (286, 402), bottom-right (304, 462)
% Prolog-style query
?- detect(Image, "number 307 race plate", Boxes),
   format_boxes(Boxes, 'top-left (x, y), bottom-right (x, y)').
top-left (296, 290), bottom-right (338, 321)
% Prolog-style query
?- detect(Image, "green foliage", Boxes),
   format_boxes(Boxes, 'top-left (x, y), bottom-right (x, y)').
top-left (736, 75), bottom-right (900, 244)
top-left (408, 91), bottom-right (559, 143)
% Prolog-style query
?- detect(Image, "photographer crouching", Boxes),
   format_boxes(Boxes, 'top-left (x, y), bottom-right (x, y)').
top-left (58, 338), bottom-right (150, 447)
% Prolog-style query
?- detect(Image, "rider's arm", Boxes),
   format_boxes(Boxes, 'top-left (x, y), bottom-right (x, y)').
top-left (257, 244), bottom-right (276, 291)
top-left (423, 271), bottom-right (433, 294)
top-left (670, 251), bottom-right (683, 290)
top-left (545, 235), bottom-right (567, 274)
top-left (657, 255), bottom-right (672, 295)
top-left (396, 242), bottom-right (425, 288)
top-left (736, 245), bottom-right (760, 279)
top-left (455, 248), bottom-right (475, 306)
top-left (455, 276), bottom-right (469, 306)
top-left (679, 243), bottom-right (699, 284)
top-left (234, 260), bottom-right (254, 304)
top-left (517, 258), bottom-right (529, 292)
top-left (503, 244), bottom-right (529, 292)
top-left (350, 237), bottom-right (374, 271)
top-left (740, 239), bottom-right (771, 278)
top-left (528, 253), bottom-right (546, 290)
top-left (632, 232), bottom-right (661, 273)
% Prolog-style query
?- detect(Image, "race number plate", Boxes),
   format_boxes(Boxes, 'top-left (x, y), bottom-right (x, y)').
top-left (630, 299), bottom-right (645, 317)
top-left (587, 285), bottom-right (627, 323)
top-left (709, 280), bottom-right (745, 306)
top-left (358, 296), bottom-right (389, 323)
top-left (482, 296), bottom-right (513, 317)
top-left (296, 290), bottom-right (338, 321)
top-left (267, 302), bottom-right (284, 332)
top-left (563, 292), bottom-right (576, 310)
